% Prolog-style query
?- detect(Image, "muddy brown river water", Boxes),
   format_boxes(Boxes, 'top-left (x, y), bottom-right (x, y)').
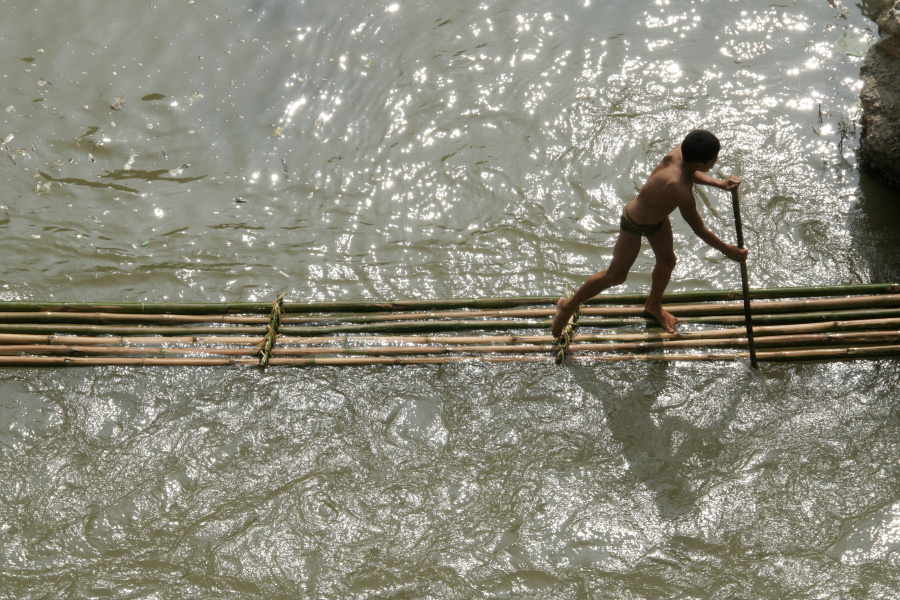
top-left (1, 0), bottom-right (900, 598)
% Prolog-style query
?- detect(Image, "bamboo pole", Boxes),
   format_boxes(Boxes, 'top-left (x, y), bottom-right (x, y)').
top-left (1, 343), bottom-right (898, 366)
top-left (274, 294), bottom-right (900, 324)
top-left (0, 302), bottom-right (276, 315)
top-left (730, 187), bottom-right (757, 368)
top-left (0, 317), bottom-right (897, 352)
top-left (0, 283), bottom-right (895, 315)
top-left (0, 312), bottom-right (271, 324)
top-left (0, 294), bottom-right (895, 327)
top-left (0, 345), bottom-right (259, 357)
top-left (0, 307), bottom-right (899, 338)
top-left (0, 324), bottom-right (269, 336)
top-left (281, 307), bottom-right (900, 335)
top-left (1, 330), bottom-right (897, 360)
top-left (212, 316), bottom-right (900, 347)
top-left (236, 283), bottom-right (900, 312)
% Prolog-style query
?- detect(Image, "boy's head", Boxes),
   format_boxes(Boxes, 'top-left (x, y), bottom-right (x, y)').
top-left (681, 130), bottom-right (720, 165)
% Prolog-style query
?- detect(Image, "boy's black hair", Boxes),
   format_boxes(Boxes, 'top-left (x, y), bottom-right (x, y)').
top-left (681, 130), bottom-right (720, 163)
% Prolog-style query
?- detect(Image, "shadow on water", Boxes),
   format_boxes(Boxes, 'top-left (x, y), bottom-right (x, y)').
top-left (38, 169), bottom-right (205, 195)
top-left (850, 173), bottom-right (900, 283)
top-left (569, 360), bottom-right (741, 520)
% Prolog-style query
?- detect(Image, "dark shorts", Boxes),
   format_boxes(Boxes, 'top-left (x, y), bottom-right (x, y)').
top-left (620, 206), bottom-right (663, 237)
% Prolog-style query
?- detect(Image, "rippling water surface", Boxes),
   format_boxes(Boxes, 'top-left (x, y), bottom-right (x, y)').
top-left (2, 0), bottom-right (900, 598)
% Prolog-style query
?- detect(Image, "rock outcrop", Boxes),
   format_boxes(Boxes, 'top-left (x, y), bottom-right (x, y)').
top-left (859, 1), bottom-right (900, 190)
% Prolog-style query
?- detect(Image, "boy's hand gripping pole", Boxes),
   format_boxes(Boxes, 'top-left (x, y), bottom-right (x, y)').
top-left (731, 188), bottom-right (758, 369)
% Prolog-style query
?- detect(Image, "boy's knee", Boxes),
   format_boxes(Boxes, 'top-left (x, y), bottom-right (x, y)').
top-left (607, 271), bottom-right (628, 286)
top-left (657, 254), bottom-right (677, 270)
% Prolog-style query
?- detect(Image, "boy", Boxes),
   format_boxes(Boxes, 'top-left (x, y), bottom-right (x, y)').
top-left (551, 129), bottom-right (747, 338)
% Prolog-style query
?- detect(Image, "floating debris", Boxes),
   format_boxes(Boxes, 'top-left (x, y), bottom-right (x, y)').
top-left (235, 197), bottom-right (247, 203)
top-left (110, 96), bottom-right (125, 110)
top-left (2, 135), bottom-right (17, 164)
top-left (123, 153), bottom-right (137, 171)
top-left (191, 90), bottom-right (203, 100)
top-left (141, 93), bottom-right (167, 101)
top-left (282, 158), bottom-right (289, 180)
top-left (168, 163), bottom-right (189, 177)
top-left (273, 126), bottom-right (284, 138)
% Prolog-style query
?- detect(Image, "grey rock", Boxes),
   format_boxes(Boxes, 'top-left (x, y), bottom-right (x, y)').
top-left (859, 1), bottom-right (900, 190)
top-left (876, 1), bottom-right (900, 37)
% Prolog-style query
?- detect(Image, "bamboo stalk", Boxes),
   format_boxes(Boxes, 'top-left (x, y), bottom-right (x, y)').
top-left (0, 307), bottom-right (898, 338)
top-left (261, 283), bottom-right (900, 312)
top-left (223, 317), bottom-right (900, 347)
top-left (0, 356), bottom-right (259, 366)
top-left (571, 330), bottom-right (900, 353)
top-left (0, 302), bottom-right (276, 315)
top-left (0, 284), bottom-right (895, 315)
top-left (0, 345), bottom-right (260, 357)
top-left (0, 317), bottom-right (897, 352)
top-left (0, 312), bottom-right (270, 324)
top-left (0, 324), bottom-right (269, 336)
top-left (283, 308), bottom-right (900, 335)
top-left (755, 345), bottom-right (900, 362)
top-left (0, 334), bottom-right (266, 346)
top-left (0, 343), bottom-right (898, 366)
top-left (0, 294), bottom-right (896, 328)
top-left (1, 330), bottom-right (897, 360)
top-left (273, 295), bottom-right (900, 325)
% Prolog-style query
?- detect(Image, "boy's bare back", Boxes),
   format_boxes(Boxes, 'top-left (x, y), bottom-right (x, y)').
top-left (625, 144), bottom-right (700, 226)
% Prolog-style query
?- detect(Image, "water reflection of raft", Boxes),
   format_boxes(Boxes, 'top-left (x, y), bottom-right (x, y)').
top-left (0, 283), bottom-right (898, 367)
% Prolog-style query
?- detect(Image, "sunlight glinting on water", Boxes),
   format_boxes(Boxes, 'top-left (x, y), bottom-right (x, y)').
top-left (2, 1), bottom-right (900, 598)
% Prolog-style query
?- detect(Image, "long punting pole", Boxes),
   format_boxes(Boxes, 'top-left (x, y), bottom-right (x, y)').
top-left (731, 188), bottom-right (758, 369)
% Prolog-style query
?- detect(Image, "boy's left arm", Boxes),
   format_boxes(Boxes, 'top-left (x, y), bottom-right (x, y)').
top-left (693, 172), bottom-right (741, 190)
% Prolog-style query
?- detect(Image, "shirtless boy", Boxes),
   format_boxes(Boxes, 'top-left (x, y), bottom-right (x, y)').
top-left (550, 129), bottom-right (747, 338)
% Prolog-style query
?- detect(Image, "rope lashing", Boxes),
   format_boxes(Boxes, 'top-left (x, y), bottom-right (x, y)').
top-left (257, 293), bottom-right (285, 368)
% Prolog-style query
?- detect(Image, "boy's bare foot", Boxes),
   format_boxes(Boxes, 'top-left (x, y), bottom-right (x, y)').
top-left (645, 302), bottom-right (678, 334)
top-left (551, 297), bottom-right (577, 339)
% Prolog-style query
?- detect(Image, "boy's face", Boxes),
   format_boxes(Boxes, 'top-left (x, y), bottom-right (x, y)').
top-left (700, 154), bottom-right (719, 172)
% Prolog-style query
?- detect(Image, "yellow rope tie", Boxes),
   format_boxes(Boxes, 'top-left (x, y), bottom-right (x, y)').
top-left (258, 293), bottom-right (285, 368)
top-left (555, 305), bottom-right (580, 366)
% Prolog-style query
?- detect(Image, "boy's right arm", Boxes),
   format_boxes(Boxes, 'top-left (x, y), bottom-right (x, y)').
top-left (678, 195), bottom-right (748, 262)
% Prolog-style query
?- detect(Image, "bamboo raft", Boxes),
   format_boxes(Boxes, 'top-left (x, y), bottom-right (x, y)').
top-left (0, 283), bottom-right (898, 367)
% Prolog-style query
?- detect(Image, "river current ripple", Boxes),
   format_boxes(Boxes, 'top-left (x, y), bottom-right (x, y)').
top-left (1, 1), bottom-right (899, 598)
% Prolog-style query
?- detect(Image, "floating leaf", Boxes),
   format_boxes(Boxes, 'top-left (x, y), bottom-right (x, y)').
top-left (141, 93), bottom-right (167, 101)
top-left (836, 30), bottom-right (876, 57)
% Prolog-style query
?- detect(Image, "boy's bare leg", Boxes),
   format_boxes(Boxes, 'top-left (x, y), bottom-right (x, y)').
top-left (644, 218), bottom-right (678, 333)
top-left (551, 231), bottom-right (641, 339)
